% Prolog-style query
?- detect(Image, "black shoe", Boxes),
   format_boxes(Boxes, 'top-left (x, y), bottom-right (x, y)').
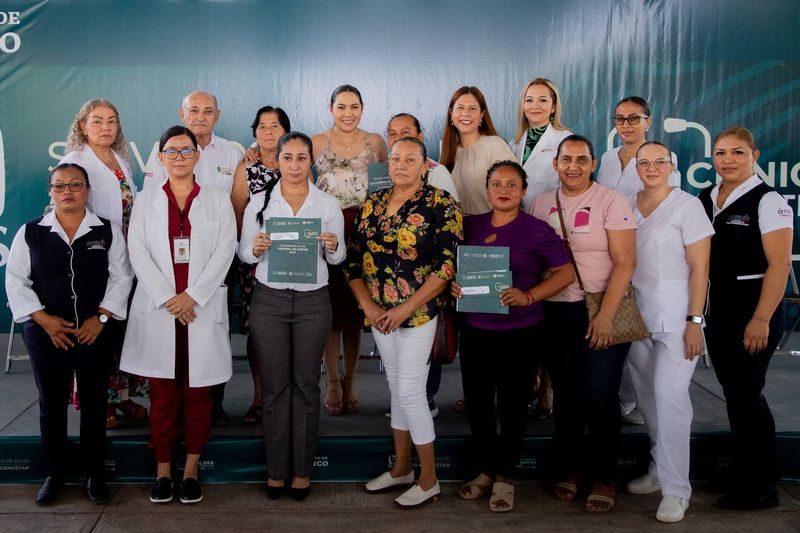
top-left (180, 478), bottom-right (203, 504)
top-left (717, 490), bottom-right (779, 510)
top-left (533, 406), bottom-right (553, 422)
top-left (149, 477), bottom-right (173, 504)
top-left (265, 482), bottom-right (285, 500)
top-left (211, 407), bottom-right (229, 427)
top-left (85, 476), bottom-right (109, 504)
top-left (36, 476), bottom-right (63, 506)
top-left (288, 485), bottom-right (311, 501)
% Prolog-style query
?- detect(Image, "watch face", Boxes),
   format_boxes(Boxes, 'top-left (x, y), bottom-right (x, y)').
top-left (98, 314), bottom-right (109, 323)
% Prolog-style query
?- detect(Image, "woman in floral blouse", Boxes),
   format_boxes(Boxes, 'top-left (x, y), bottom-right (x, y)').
top-left (346, 137), bottom-right (462, 509)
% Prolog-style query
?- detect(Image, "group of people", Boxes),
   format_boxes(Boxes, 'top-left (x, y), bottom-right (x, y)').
top-left (4, 79), bottom-right (792, 522)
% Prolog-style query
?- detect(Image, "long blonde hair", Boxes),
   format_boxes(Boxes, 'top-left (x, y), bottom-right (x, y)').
top-left (512, 78), bottom-right (567, 144)
top-left (66, 99), bottom-right (130, 164)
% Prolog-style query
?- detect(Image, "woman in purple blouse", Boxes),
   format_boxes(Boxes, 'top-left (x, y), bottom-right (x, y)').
top-left (452, 160), bottom-right (574, 513)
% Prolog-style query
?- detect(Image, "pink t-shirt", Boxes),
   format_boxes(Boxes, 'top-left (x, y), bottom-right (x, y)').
top-left (531, 182), bottom-right (636, 302)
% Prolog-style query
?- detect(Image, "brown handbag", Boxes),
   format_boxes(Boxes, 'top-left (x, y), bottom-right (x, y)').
top-left (554, 190), bottom-right (649, 345)
top-left (430, 298), bottom-right (458, 364)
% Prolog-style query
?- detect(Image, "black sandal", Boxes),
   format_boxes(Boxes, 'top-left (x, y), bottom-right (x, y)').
top-left (242, 405), bottom-right (262, 426)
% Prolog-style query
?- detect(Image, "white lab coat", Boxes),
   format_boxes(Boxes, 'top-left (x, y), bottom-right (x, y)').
top-left (508, 124), bottom-right (571, 210)
top-left (120, 183), bottom-right (236, 387)
top-left (60, 145), bottom-right (137, 226)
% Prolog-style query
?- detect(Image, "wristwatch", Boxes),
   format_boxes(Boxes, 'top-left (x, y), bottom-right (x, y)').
top-left (686, 315), bottom-right (703, 324)
top-left (97, 312), bottom-right (109, 324)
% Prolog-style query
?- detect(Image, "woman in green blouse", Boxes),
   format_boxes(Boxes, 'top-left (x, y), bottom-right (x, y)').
top-left (346, 137), bottom-right (462, 509)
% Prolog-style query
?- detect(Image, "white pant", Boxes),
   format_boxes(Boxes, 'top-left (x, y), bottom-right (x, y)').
top-left (372, 317), bottom-right (437, 445)
top-left (619, 361), bottom-right (638, 414)
top-left (628, 331), bottom-right (698, 500)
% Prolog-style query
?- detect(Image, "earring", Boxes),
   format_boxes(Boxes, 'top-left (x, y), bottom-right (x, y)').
top-left (550, 113), bottom-right (555, 122)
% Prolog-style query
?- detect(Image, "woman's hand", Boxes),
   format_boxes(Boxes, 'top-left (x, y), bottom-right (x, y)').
top-left (31, 310), bottom-right (75, 349)
top-left (74, 316), bottom-right (105, 346)
top-left (586, 311), bottom-right (614, 350)
top-left (317, 232), bottom-right (338, 254)
top-left (683, 322), bottom-right (704, 360)
top-left (743, 316), bottom-right (769, 354)
top-left (242, 146), bottom-right (259, 166)
top-left (451, 281), bottom-right (463, 299)
top-left (165, 292), bottom-right (198, 326)
top-left (253, 232), bottom-right (272, 257)
top-left (500, 287), bottom-right (528, 307)
top-left (374, 302), bottom-right (413, 334)
top-left (362, 300), bottom-right (386, 331)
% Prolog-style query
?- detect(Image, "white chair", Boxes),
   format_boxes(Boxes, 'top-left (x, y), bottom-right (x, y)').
top-left (4, 302), bottom-right (28, 373)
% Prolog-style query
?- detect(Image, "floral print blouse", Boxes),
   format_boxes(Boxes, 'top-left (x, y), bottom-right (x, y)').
top-left (345, 184), bottom-right (463, 328)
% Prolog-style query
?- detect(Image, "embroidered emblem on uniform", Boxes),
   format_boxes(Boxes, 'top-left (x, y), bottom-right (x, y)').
top-left (217, 166), bottom-right (233, 175)
top-left (86, 239), bottom-right (107, 250)
top-left (726, 214), bottom-right (750, 226)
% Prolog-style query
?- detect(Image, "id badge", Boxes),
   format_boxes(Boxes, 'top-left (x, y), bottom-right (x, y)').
top-left (173, 237), bottom-right (190, 264)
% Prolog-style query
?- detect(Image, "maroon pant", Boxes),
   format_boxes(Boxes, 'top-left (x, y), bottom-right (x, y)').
top-left (148, 321), bottom-right (212, 463)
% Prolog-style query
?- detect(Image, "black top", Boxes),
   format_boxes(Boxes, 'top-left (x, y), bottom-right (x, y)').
top-left (25, 216), bottom-right (112, 325)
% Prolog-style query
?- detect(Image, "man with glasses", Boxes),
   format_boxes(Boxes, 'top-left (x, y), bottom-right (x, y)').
top-left (144, 91), bottom-right (242, 427)
top-left (143, 91), bottom-right (241, 194)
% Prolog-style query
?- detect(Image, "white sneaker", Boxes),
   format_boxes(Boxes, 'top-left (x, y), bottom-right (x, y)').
top-left (364, 470), bottom-right (414, 494)
top-left (656, 495), bottom-right (689, 523)
top-left (627, 473), bottom-right (661, 495)
top-left (621, 407), bottom-right (645, 425)
top-left (394, 482), bottom-right (441, 508)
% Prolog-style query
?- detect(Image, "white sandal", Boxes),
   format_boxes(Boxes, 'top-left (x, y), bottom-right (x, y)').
top-left (489, 481), bottom-right (514, 513)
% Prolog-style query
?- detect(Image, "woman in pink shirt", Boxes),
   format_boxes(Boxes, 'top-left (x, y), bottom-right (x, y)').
top-left (531, 134), bottom-right (637, 514)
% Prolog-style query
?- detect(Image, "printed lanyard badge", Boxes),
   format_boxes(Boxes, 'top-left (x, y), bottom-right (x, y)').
top-left (173, 236), bottom-right (190, 264)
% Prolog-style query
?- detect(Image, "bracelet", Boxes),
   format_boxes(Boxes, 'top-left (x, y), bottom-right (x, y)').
top-left (753, 315), bottom-right (769, 323)
top-left (525, 289), bottom-right (535, 306)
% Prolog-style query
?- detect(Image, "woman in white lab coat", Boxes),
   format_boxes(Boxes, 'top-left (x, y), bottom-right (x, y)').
top-left (625, 141), bottom-right (713, 523)
top-left (60, 99), bottom-right (144, 428)
top-left (509, 77), bottom-right (571, 210)
top-left (120, 125), bottom-right (236, 505)
top-left (61, 99), bottom-right (137, 231)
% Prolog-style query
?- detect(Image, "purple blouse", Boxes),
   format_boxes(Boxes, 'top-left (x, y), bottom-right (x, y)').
top-left (461, 211), bottom-right (569, 330)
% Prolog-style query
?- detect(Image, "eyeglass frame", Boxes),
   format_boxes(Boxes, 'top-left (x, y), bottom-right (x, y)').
top-left (49, 181), bottom-right (89, 193)
top-left (613, 114), bottom-right (649, 126)
top-left (636, 157), bottom-right (673, 170)
top-left (161, 147), bottom-right (198, 160)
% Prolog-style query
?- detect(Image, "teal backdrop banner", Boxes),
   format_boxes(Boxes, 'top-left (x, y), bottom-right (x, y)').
top-left (0, 0), bottom-right (798, 321)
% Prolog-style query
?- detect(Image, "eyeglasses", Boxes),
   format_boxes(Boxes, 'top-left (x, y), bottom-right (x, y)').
top-left (636, 158), bottom-right (673, 170)
top-left (613, 115), bottom-right (649, 126)
top-left (488, 181), bottom-right (522, 190)
top-left (162, 147), bottom-right (197, 160)
top-left (49, 182), bottom-right (88, 193)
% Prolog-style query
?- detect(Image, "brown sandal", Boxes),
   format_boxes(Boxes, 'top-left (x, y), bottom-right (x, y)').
top-left (341, 375), bottom-right (358, 414)
top-left (585, 482), bottom-right (616, 514)
top-left (489, 481), bottom-right (514, 513)
top-left (324, 379), bottom-right (342, 416)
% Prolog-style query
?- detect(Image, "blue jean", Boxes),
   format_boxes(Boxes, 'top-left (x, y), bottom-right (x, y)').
top-left (543, 300), bottom-right (629, 484)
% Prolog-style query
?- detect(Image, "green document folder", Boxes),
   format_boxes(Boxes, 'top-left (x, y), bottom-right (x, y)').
top-left (368, 162), bottom-right (392, 193)
top-left (456, 245), bottom-right (512, 314)
top-left (265, 217), bottom-right (321, 284)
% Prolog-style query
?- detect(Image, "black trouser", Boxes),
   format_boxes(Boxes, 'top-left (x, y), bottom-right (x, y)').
top-left (460, 322), bottom-right (542, 479)
top-left (706, 303), bottom-right (783, 495)
top-left (23, 320), bottom-right (112, 479)
top-left (543, 301), bottom-right (630, 484)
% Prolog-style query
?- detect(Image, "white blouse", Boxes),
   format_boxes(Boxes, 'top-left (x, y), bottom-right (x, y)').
top-left (238, 183), bottom-right (345, 291)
